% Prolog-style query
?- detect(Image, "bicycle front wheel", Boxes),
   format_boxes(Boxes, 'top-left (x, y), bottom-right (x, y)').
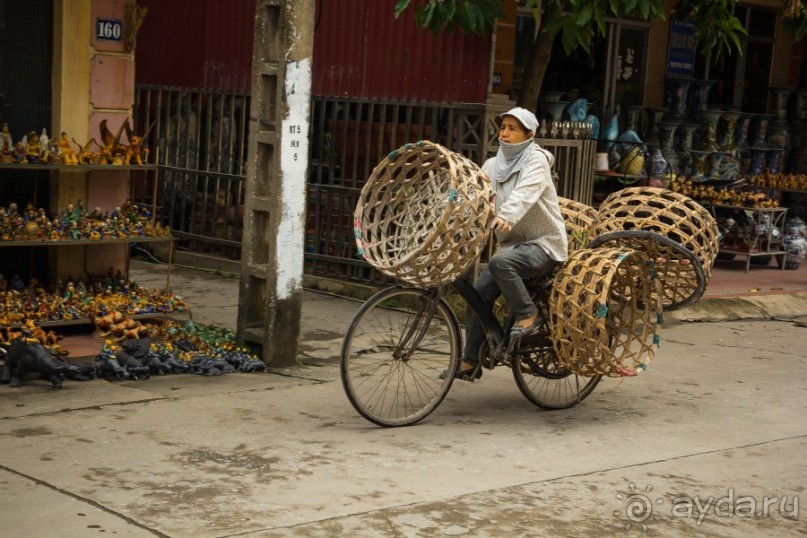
top-left (340, 286), bottom-right (461, 427)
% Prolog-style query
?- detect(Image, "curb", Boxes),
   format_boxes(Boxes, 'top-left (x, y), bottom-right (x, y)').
top-left (666, 292), bottom-right (807, 324)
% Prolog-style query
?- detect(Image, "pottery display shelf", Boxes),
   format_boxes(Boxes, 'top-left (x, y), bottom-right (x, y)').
top-left (0, 233), bottom-right (181, 330)
top-left (3, 309), bottom-right (190, 330)
top-left (707, 204), bottom-right (788, 272)
top-left (0, 162), bottom-right (181, 327)
top-left (0, 164), bottom-right (160, 225)
top-left (0, 235), bottom-right (175, 295)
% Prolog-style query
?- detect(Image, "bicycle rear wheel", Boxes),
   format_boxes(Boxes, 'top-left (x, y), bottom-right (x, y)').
top-left (511, 337), bottom-right (601, 409)
top-left (341, 286), bottom-right (461, 427)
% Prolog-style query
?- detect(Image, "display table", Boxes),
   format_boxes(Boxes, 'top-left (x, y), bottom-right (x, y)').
top-left (707, 204), bottom-right (788, 272)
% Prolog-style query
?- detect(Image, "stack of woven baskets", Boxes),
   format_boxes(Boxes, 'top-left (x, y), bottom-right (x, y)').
top-left (354, 142), bottom-right (719, 378)
top-left (555, 188), bottom-right (719, 376)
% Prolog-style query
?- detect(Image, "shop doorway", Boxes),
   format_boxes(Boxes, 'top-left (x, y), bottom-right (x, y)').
top-left (513, 12), bottom-right (649, 129)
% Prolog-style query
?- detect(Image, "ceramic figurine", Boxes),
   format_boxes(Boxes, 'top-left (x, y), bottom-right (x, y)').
top-left (13, 141), bottom-right (26, 163)
top-left (58, 132), bottom-right (79, 165)
top-left (125, 1), bottom-right (149, 52)
top-left (0, 336), bottom-right (66, 388)
top-left (123, 118), bottom-right (152, 165)
top-left (25, 131), bottom-right (47, 163)
top-left (0, 122), bottom-right (14, 161)
top-left (73, 137), bottom-right (99, 164)
top-left (9, 274), bottom-right (24, 291)
top-left (98, 119), bottom-right (127, 164)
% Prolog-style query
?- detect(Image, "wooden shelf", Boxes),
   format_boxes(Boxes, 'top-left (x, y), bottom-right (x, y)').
top-left (0, 236), bottom-right (172, 247)
top-left (0, 164), bottom-right (156, 171)
top-left (5, 310), bottom-right (191, 330)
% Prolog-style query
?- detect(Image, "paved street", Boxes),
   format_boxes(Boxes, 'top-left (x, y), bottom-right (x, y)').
top-left (0, 262), bottom-right (804, 537)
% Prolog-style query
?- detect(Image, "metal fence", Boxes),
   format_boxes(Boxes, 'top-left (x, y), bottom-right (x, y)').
top-left (134, 86), bottom-right (594, 283)
top-left (134, 86), bottom-right (250, 260)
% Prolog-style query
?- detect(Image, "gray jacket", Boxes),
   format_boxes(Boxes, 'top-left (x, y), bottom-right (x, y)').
top-left (482, 145), bottom-right (568, 262)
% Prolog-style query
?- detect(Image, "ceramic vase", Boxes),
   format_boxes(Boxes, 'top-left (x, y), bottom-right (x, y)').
top-left (656, 122), bottom-right (680, 175)
top-left (697, 110), bottom-right (724, 152)
top-left (689, 150), bottom-right (711, 182)
top-left (643, 107), bottom-right (668, 144)
top-left (690, 80), bottom-right (716, 117)
top-left (665, 79), bottom-right (695, 122)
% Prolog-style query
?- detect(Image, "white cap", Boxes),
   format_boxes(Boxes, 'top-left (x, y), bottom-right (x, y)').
top-left (501, 107), bottom-right (539, 133)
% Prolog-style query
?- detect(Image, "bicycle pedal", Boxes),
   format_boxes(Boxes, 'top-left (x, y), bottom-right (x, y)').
top-left (514, 332), bottom-right (551, 348)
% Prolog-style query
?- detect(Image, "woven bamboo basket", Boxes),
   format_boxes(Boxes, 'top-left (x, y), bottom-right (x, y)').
top-left (588, 230), bottom-right (706, 310)
top-left (558, 197), bottom-right (599, 253)
top-left (550, 247), bottom-right (664, 377)
top-left (591, 187), bottom-right (719, 307)
top-left (354, 141), bottom-right (493, 288)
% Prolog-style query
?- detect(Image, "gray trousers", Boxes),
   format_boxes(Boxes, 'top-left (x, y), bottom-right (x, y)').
top-left (463, 242), bottom-right (558, 363)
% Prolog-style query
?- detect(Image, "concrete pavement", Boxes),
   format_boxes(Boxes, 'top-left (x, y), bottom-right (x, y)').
top-left (0, 259), bottom-right (805, 537)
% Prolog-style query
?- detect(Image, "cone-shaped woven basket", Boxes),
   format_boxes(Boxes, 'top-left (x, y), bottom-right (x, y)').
top-left (354, 141), bottom-right (493, 288)
top-left (592, 187), bottom-right (719, 308)
top-left (558, 197), bottom-right (599, 253)
top-left (550, 247), bottom-right (664, 377)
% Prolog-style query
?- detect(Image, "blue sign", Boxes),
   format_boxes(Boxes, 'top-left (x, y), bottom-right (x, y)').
top-left (667, 19), bottom-right (695, 78)
top-left (96, 18), bottom-right (123, 42)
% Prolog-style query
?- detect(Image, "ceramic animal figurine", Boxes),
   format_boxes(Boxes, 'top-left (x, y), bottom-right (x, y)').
top-left (98, 119), bottom-right (127, 164)
top-left (125, 0), bottom-right (149, 52)
top-left (73, 137), bottom-right (100, 164)
top-left (1, 336), bottom-right (66, 388)
top-left (123, 119), bottom-right (152, 165)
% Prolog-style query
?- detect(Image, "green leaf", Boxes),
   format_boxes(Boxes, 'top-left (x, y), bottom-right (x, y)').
top-left (464, 1), bottom-right (480, 32)
top-left (576, 5), bottom-right (592, 25)
top-left (422, 2), bottom-right (436, 28)
top-left (444, 0), bottom-right (456, 20)
top-left (394, 0), bottom-right (411, 19)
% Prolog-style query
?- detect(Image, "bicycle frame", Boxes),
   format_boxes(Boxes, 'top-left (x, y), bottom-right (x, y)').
top-left (450, 276), bottom-right (553, 366)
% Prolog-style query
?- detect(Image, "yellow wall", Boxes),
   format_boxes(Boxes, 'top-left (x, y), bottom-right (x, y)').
top-left (50, 0), bottom-right (136, 279)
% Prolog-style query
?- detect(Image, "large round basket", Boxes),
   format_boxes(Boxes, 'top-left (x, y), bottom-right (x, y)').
top-left (588, 230), bottom-right (706, 310)
top-left (558, 197), bottom-right (599, 253)
top-left (354, 141), bottom-right (493, 288)
top-left (550, 247), bottom-right (663, 377)
top-left (591, 187), bottom-right (719, 308)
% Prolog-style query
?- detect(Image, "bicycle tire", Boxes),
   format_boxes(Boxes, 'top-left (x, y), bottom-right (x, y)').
top-left (340, 286), bottom-right (461, 427)
top-left (510, 314), bottom-right (601, 409)
top-left (588, 229), bottom-right (707, 311)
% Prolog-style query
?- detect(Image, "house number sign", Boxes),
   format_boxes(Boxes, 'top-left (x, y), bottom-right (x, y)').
top-left (96, 18), bottom-right (123, 42)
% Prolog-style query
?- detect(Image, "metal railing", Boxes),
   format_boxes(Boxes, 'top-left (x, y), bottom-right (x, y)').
top-left (134, 86), bottom-right (249, 260)
top-left (135, 86), bottom-right (594, 283)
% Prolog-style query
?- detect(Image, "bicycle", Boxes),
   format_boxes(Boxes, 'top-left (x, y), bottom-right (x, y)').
top-left (340, 229), bottom-right (704, 427)
top-left (339, 270), bottom-right (601, 427)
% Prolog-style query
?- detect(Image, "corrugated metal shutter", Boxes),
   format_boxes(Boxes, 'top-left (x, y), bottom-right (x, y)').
top-left (135, 0), bottom-right (490, 102)
top-left (313, 0), bottom-right (490, 103)
top-left (135, 0), bottom-right (254, 92)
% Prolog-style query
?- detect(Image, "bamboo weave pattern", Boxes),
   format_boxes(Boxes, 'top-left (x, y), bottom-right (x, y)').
top-left (354, 141), bottom-right (493, 288)
top-left (558, 196), bottom-right (599, 253)
top-left (550, 247), bottom-right (663, 377)
top-left (592, 187), bottom-right (720, 278)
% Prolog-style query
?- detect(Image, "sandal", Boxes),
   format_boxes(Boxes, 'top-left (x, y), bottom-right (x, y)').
top-left (509, 315), bottom-right (543, 339)
top-left (439, 360), bottom-right (482, 382)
